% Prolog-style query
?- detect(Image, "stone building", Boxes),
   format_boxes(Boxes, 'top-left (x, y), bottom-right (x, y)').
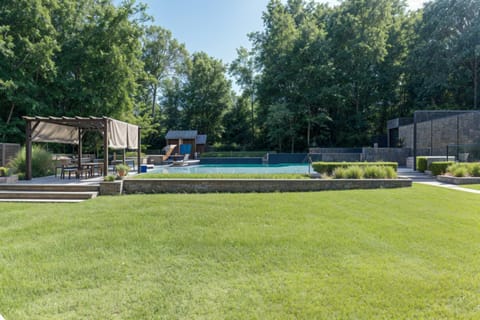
top-left (387, 110), bottom-right (480, 162)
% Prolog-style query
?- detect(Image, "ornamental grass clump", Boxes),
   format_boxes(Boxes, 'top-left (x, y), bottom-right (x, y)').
top-left (0, 167), bottom-right (9, 177)
top-left (8, 145), bottom-right (54, 178)
top-left (445, 163), bottom-right (480, 177)
top-left (468, 163), bottom-right (480, 177)
top-left (383, 166), bottom-right (397, 179)
top-left (452, 166), bottom-right (469, 177)
top-left (334, 165), bottom-right (397, 179)
top-left (363, 166), bottom-right (384, 179)
top-left (334, 166), bottom-right (364, 179)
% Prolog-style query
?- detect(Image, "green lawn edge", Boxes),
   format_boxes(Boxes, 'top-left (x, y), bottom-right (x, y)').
top-left (1, 184), bottom-right (480, 319)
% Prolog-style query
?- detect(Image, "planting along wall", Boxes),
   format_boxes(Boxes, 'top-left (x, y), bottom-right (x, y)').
top-left (123, 178), bottom-right (411, 194)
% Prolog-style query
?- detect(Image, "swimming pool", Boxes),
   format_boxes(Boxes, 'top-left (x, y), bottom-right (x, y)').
top-left (149, 163), bottom-right (313, 175)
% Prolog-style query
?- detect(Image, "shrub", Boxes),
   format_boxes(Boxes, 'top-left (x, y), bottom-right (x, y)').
top-left (468, 163), bottom-right (480, 177)
top-left (104, 175), bottom-right (116, 182)
top-left (416, 157), bottom-right (428, 173)
top-left (333, 165), bottom-right (397, 179)
top-left (334, 166), bottom-right (364, 179)
top-left (452, 166), bottom-right (469, 177)
top-left (125, 151), bottom-right (146, 158)
top-left (8, 145), bottom-right (54, 178)
top-left (115, 164), bottom-right (130, 177)
top-left (333, 167), bottom-right (347, 179)
top-left (363, 166), bottom-right (384, 179)
top-left (0, 167), bottom-right (8, 177)
top-left (384, 166), bottom-right (398, 179)
top-left (429, 161), bottom-right (454, 176)
top-left (446, 163), bottom-right (461, 175)
top-left (312, 162), bottom-right (398, 175)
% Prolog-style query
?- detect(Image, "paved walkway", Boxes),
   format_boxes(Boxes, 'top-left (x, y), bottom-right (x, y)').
top-left (398, 168), bottom-right (480, 194)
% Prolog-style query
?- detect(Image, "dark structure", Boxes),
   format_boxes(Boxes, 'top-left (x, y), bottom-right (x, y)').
top-left (23, 116), bottom-right (141, 180)
top-left (388, 110), bottom-right (480, 169)
top-left (165, 130), bottom-right (207, 158)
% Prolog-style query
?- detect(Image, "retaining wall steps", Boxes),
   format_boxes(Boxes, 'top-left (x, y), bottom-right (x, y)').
top-left (0, 184), bottom-right (99, 203)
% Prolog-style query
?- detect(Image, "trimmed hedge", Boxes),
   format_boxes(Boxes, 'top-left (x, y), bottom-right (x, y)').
top-left (312, 162), bottom-right (398, 175)
top-left (416, 156), bottom-right (428, 173)
top-left (429, 161), bottom-right (454, 176)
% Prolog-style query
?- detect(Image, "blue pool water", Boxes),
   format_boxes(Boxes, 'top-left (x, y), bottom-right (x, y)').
top-left (149, 164), bottom-right (312, 174)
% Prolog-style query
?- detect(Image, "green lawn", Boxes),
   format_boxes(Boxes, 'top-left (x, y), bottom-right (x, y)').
top-left (1, 184), bottom-right (480, 319)
top-left (460, 184), bottom-right (480, 190)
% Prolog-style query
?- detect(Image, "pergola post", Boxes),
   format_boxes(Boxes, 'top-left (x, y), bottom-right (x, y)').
top-left (77, 127), bottom-right (82, 169)
top-left (413, 112), bottom-right (417, 171)
top-left (103, 118), bottom-right (109, 177)
top-left (137, 127), bottom-right (141, 173)
top-left (25, 120), bottom-right (32, 180)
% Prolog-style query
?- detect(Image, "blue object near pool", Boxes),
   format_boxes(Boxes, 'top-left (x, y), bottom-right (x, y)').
top-left (179, 144), bottom-right (192, 155)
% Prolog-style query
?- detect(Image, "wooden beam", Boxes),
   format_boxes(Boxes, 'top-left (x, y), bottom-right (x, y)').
top-left (25, 120), bottom-right (32, 180)
top-left (137, 127), bottom-right (141, 173)
top-left (103, 118), bottom-right (109, 176)
top-left (78, 128), bottom-right (82, 170)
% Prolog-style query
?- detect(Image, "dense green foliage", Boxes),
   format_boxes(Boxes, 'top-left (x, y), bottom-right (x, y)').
top-left (2, 185), bottom-right (480, 318)
top-left (312, 161), bottom-right (398, 175)
top-left (1, 0), bottom-right (479, 152)
top-left (8, 145), bottom-right (53, 178)
top-left (416, 156), bottom-right (428, 172)
top-left (429, 161), bottom-right (455, 176)
top-left (333, 165), bottom-right (397, 179)
top-left (446, 162), bottom-right (480, 177)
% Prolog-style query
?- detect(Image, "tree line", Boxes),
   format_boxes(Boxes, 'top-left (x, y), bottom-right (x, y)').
top-left (1, 0), bottom-right (479, 152)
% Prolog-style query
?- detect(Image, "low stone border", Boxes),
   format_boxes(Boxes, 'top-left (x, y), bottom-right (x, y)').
top-left (99, 180), bottom-right (123, 195)
top-left (436, 175), bottom-right (480, 185)
top-left (0, 174), bottom-right (18, 184)
top-left (122, 178), bottom-right (411, 194)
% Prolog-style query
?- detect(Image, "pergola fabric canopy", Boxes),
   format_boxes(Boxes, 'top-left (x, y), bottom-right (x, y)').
top-left (24, 116), bottom-right (139, 149)
top-left (23, 116), bottom-right (142, 180)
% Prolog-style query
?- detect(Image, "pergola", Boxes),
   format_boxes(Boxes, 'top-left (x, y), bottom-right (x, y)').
top-left (23, 116), bottom-right (141, 180)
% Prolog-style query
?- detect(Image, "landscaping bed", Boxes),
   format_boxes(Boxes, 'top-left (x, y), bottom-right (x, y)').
top-left (436, 175), bottom-right (480, 185)
top-left (436, 162), bottom-right (480, 184)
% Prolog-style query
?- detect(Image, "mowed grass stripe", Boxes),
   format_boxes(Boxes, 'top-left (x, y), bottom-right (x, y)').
top-left (1, 184), bottom-right (480, 319)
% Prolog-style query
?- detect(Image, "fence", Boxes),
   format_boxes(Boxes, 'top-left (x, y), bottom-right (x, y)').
top-left (0, 143), bottom-right (20, 166)
top-left (446, 144), bottom-right (480, 162)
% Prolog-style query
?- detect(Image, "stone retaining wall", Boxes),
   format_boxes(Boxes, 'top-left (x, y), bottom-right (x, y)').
top-left (436, 175), bottom-right (480, 185)
top-left (123, 178), bottom-right (411, 194)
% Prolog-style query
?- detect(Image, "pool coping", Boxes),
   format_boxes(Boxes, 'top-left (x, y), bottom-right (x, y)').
top-left (122, 178), bottom-right (412, 194)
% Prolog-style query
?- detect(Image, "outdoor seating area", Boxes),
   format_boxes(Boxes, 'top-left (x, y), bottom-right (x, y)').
top-left (52, 154), bottom-right (135, 180)
top-left (23, 116), bottom-right (142, 180)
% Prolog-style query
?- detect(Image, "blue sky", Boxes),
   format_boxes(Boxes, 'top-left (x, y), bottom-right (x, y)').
top-left (138, 0), bottom-right (425, 66)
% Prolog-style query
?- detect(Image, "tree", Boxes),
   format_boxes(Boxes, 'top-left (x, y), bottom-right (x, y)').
top-left (327, 0), bottom-right (404, 146)
top-left (222, 94), bottom-right (251, 147)
top-left (229, 47), bottom-right (258, 146)
top-left (407, 0), bottom-right (480, 109)
top-left (182, 52), bottom-right (232, 142)
top-left (0, 0), bottom-right (58, 142)
top-left (141, 25), bottom-right (188, 119)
